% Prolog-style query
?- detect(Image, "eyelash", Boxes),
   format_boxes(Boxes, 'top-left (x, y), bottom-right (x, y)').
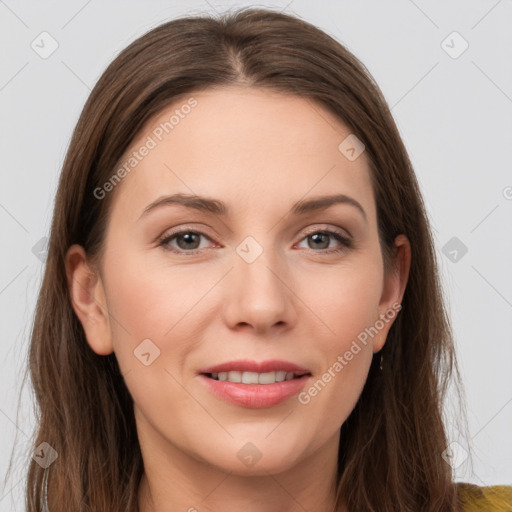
top-left (157, 227), bottom-right (353, 256)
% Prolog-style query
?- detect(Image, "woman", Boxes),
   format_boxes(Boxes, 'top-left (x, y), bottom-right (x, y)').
top-left (22, 7), bottom-right (512, 512)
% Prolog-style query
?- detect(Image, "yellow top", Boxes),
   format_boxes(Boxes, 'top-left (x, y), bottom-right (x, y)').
top-left (457, 482), bottom-right (512, 511)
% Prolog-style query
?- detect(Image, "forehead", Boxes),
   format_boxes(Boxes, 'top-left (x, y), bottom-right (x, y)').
top-left (107, 86), bottom-right (375, 225)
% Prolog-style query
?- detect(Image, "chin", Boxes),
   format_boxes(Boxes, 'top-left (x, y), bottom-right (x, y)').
top-left (216, 455), bottom-right (299, 477)
top-left (199, 438), bottom-right (306, 476)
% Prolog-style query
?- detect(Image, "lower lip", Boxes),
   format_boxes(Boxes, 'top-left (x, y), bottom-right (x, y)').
top-left (198, 374), bottom-right (311, 408)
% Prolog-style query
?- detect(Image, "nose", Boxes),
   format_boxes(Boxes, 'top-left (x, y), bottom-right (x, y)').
top-left (221, 246), bottom-right (297, 336)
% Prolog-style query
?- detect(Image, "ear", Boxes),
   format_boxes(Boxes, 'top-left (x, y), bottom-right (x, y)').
top-left (65, 244), bottom-right (114, 355)
top-left (372, 234), bottom-right (411, 353)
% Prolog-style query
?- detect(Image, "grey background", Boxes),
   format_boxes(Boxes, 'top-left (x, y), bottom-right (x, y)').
top-left (1, 0), bottom-right (511, 508)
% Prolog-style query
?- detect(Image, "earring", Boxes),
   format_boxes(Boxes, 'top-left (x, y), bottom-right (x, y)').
top-left (379, 353), bottom-right (384, 371)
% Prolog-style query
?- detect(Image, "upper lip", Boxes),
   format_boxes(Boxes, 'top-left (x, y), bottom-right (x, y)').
top-left (198, 359), bottom-right (311, 375)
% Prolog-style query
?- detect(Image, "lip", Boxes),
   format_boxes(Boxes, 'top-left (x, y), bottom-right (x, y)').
top-left (198, 373), bottom-right (311, 408)
top-left (197, 359), bottom-right (311, 375)
top-left (197, 359), bottom-right (312, 409)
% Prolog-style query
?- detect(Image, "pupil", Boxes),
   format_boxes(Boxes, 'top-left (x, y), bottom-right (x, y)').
top-left (177, 232), bottom-right (199, 250)
top-left (310, 233), bottom-right (328, 249)
top-left (176, 233), bottom-right (330, 251)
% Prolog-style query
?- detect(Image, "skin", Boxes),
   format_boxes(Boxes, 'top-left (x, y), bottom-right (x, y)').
top-left (66, 86), bottom-right (411, 512)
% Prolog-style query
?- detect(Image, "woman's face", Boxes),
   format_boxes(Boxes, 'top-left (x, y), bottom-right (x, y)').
top-left (68, 86), bottom-right (409, 476)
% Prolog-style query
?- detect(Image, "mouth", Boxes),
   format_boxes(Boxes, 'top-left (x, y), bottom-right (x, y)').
top-left (202, 370), bottom-right (311, 384)
top-left (198, 370), bottom-right (312, 408)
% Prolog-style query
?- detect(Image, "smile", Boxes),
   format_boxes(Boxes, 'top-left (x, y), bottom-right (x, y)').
top-left (199, 373), bottom-right (311, 408)
top-left (204, 370), bottom-right (308, 384)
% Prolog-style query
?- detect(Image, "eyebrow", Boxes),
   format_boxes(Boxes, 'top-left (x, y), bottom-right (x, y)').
top-left (139, 193), bottom-right (367, 223)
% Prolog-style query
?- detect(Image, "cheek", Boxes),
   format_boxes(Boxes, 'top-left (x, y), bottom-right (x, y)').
top-left (299, 252), bottom-right (383, 343)
top-left (298, 318), bottom-right (374, 436)
top-left (294, 257), bottom-right (381, 424)
top-left (102, 249), bottom-right (223, 373)
top-left (300, 349), bottom-right (372, 441)
top-left (102, 257), bottom-right (210, 425)
top-left (105, 267), bottom-right (172, 339)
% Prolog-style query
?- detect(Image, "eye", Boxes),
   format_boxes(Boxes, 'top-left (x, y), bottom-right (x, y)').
top-left (158, 227), bottom-right (353, 255)
top-left (296, 229), bottom-right (352, 254)
top-left (158, 229), bottom-right (215, 254)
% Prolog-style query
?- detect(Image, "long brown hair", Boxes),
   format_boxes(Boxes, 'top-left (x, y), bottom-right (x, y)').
top-left (17, 7), bottom-right (470, 511)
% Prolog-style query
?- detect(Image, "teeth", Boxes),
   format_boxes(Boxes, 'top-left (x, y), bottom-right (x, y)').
top-left (242, 371), bottom-right (259, 384)
top-left (210, 370), bottom-right (304, 384)
top-left (275, 370), bottom-right (287, 382)
top-left (225, 370), bottom-right (241, 382)
top-left (258, 371), bottom-right (275, 384)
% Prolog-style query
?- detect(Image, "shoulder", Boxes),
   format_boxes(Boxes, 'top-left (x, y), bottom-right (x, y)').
top-left (456, 481), bottom-right (512, 511)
